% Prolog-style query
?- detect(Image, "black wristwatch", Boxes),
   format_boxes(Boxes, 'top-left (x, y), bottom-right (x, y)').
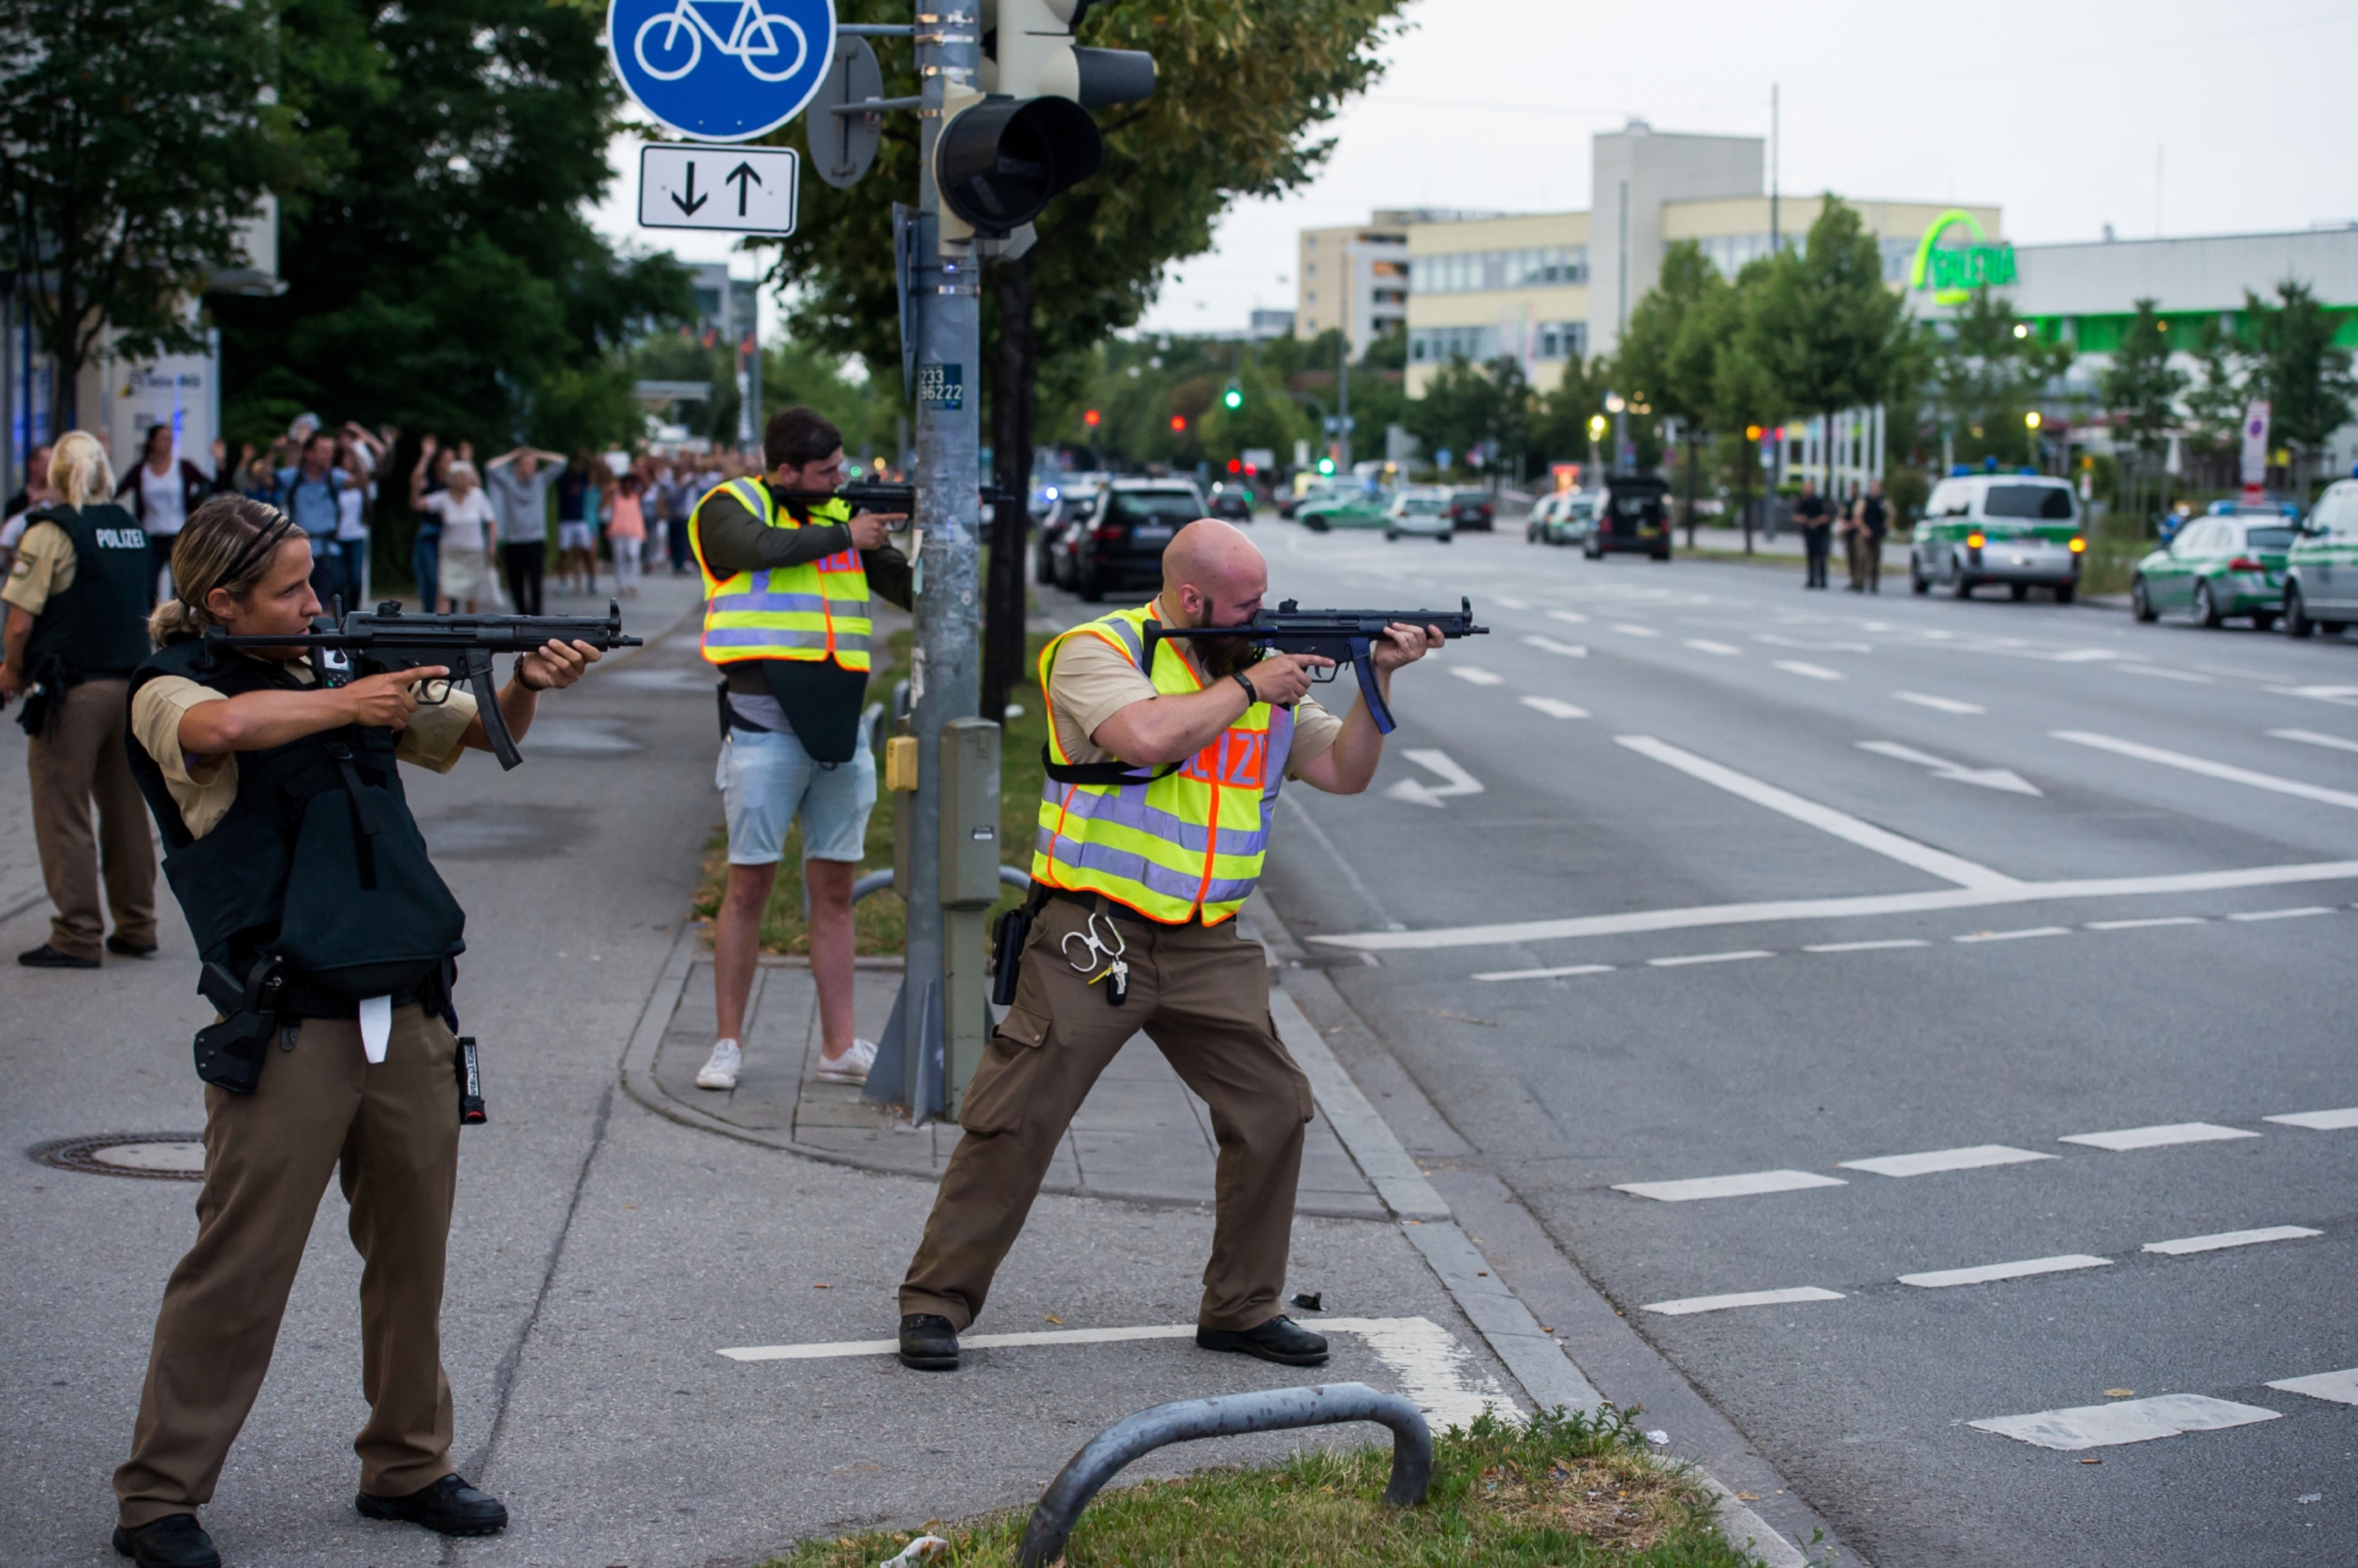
top-left (1232, 671), bottom-right (1259, 705)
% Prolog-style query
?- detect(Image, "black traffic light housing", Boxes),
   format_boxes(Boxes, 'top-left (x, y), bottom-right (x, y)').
top-left (936, 95), bottom-right (1102, 234)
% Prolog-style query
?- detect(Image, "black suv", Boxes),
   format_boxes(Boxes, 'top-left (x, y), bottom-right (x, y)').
top-left (1584, 475), bottom-right (1671, 561)
top-left (1059, 481), bottom-right (1206, 601)
top-left (1446, 487), bottom-right (1495, 531)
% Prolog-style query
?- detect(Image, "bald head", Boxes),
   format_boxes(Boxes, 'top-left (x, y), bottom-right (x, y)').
top-left (1160, 518), bottom-right (1267, 629)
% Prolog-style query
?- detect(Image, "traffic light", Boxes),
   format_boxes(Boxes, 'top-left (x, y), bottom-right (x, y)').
top-left (1222, 385), bottom-right (1242, 410)
top-left (936, 1), bottom-right (1156, 236)
top-left (1082, 408), bottom-right (1101, 427)
top-left (1586, 414), bottom-right (1607, 441)
top-left (1169, 415), bottom-right (1186, 433)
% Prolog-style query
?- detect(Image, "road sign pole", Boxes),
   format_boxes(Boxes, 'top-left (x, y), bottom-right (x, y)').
top-left (889, 0), bottom-right (983, 1121)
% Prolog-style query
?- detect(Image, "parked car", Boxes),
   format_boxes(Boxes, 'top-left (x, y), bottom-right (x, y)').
top-left (2131, 512), bottom-right (2298, 629)
top-left (1445, 487), bottom-right (1495, 531)
top-left (1208, 483), bottom-right (1253, 522)
top-left (1909, 474), bottom-right (2083, 601)
top-left (2285, 477), bottom-right (2358, 637)
top-left (1034, 483), bottom-right (1100, 586)
top-left (1384, 489), bottom-right (1455, 542)
top-left (1526, 490), bottom-right (1599, 547)
top-left (1056, 479), bottom-right (1205, 601)
top-left (1296, 486), bottom-right (1388, 531)
top-left (1585, 475), bottom-right (1671, 560)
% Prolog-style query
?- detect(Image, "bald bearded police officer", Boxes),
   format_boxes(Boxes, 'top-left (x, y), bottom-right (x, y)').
top-left (108, 497), bottom-right (600, 1568)
top-left (895, 519), bottom-right (1441, 1372)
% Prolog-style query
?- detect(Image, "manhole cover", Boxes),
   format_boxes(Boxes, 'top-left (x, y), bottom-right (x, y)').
top-left (31, 1132), bottom-right (206, 1180)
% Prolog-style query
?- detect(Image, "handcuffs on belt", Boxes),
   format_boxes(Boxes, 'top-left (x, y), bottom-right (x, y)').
top-left (1061, 911), bottom-right (1130, 1005)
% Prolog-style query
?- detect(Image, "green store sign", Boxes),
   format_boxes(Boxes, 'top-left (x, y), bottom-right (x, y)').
top-left (1909, 209), bottom-right (2017, 305)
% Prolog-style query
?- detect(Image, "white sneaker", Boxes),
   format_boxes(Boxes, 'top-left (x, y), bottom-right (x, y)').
top-left (695, 1038), bottom-right (742, 1090)
top-left (815, 1036), bottom-right (878, 1085)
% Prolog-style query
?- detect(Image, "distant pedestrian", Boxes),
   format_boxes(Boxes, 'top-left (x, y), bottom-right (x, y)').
top-left (276, 431), bottom-right (351, 609)
top-left (660, 461), bottom-right (696, 575)
top-left (1793, 478), bottom-right (1832, 590)
top-left (486, 446), bottom-right (565, 615)
top-left (0, 432), bottom-right (159, 968)
top-left (1858, 480), bottom-right (1888, 595)
top-left (606, 472), bottom-right (646, 598)
top-left (413, 458), bottom-right (494, 613)
top-left (115, 425), bottom-right (232, 603)
top-left (332, 432), bottom-right (381, 609)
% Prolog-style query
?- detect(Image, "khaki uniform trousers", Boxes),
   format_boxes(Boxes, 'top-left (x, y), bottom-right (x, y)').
top-left (900, 894), bottom-right (1315, 1334)
top-left (27, 678), bottom-right (155, 961)
top-left (114, 1005), bottom-right (461, 1528)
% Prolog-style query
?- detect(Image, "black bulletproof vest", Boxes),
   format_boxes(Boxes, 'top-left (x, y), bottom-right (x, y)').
top-left (125, 639), bottom-right (467, 1006)
top-left (23, 504), bottom-right (155, 678)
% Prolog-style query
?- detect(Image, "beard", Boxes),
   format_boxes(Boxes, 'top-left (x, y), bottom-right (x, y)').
top-left (1197, 634), bottom-right (1261, 680)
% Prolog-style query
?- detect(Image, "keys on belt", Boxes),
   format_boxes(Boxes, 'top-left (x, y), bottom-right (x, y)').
top-left (1060, 911), bottom-right (1130, 1006)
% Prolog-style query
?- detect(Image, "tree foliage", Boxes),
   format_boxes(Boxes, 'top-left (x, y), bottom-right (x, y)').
top-left (2096, 298), bottom-right (2185, 465)
top-left (1744, 199), bottom-right (1915, 435)
top-left (211, 0), bottom-right (690, 451)
top-left (0, 0), bottom-right (310, 424)
top-left (1919, 288), bottom-right (2068, 471)
top-left (2242, 279), bottom-right (2356, 486)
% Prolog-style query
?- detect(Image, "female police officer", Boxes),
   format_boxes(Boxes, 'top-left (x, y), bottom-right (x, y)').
top-left (106, 495), bottom-right (598, 1568)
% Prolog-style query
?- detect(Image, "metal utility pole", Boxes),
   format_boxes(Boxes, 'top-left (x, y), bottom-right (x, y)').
top-left (1335, 330), bottom-right (1351, 473)
top-left (1769, 84), bottom-right (1780, 253)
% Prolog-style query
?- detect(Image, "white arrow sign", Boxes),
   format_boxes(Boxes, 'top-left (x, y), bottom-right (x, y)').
top-left (640, 143), bottom-right (800, 234)
top-left (1385, 749), bottom-right (1486, 809)
top-left (1856, 740), bottom-right (2042, 796)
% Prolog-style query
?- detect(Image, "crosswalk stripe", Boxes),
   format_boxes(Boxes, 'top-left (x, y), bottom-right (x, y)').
top-left (2143, 1225), bottom-right (2321, 1256)
top-left (1472, 962), bottom-right (1614, 982)
top-left (2053, 730), bottom-right (2358, 812)
top-left (1970, 1393), bottom-right (2279, 1451)
top-left (1643, 1287), bottom-right (1844, 1317)
top-left (1839, 1145), bottom-right (2054, 1178)
top-left (1613, 1169), bottom-right (1847, 1203)
top-left (1900, 1254), bottom-right (2112, 1289)
top-left (2059, 1122), bottom-right (2259, 1152)
top-left (2267, 1368), bottom-right (2358, 1405)
top-left (2263, 1107), bottom-right (2358, 1130)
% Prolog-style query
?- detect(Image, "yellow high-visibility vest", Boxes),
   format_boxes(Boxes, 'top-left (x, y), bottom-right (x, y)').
top-left (690, 477), bottom-right (872, 672)
top-left (1031, 602), bottom-right (1294, 925)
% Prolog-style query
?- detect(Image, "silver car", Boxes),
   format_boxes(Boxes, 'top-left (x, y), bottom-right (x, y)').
top-left (1385, 489), bottom-right (1455, 542)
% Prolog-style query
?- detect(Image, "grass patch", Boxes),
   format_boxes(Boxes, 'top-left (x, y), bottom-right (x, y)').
top-left (691, 627), bottom-right (1054, 957)
top-left (768, 1407), bottom-right (1791, 1567)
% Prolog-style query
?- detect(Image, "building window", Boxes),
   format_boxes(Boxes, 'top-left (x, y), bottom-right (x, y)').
top-left (1535, 321), bottom-right (1586, 361)
top-left (1409, 325), bottom-right (1500, 364)
top-left (1407, 245), bottom-right (1587, 295)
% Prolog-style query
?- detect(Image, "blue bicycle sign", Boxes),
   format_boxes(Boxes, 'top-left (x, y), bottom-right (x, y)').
top-left (607, 0), bottom-right (833, 141)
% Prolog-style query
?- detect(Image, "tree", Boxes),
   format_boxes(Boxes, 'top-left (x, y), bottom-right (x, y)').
top-left (2096, 299), bottom-right (2185, 523)
top-left (2181, 315), bottom-right (2247, 469)
top-left (1920, 289), bottom-right (2071, 472)
top-left (212, 0), bottom-right (688, 453)
top-left (1743, 197), bottom-right (1914, 494)
top-left (773, 0), bottom-right (1410, 720)
top-left (1405, 355), bottom-right (1529, 477)
top-left (2242, 280), bottom-right (2357, 494)
top-left (1614, 241), bottom-right (1731, 540)
top-left (0, 0), bottom-right (309, 428)
top-left (1710, 259), bottom-right (1790, 548)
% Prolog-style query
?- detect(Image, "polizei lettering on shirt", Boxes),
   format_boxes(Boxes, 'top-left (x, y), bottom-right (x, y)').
top-left (94, 526), bottom-right (150, 550)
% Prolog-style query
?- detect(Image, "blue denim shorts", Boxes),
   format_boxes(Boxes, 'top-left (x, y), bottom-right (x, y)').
top-left (720, 727), bottom-right (877, 866)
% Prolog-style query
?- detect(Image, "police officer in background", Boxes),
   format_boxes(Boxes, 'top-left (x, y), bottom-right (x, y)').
top-left (0, 430), bottom-right (159, 968)
top-left (895, 519), bottom-right (1439, 1372)
top-left (108, 496), bottom-right (598, 1568)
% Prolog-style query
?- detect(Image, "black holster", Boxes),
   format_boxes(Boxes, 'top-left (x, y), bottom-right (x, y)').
top-left (194, 956), bottom-right (286, 1095)
top-left (990, 882), bottom-right (1050, 1007)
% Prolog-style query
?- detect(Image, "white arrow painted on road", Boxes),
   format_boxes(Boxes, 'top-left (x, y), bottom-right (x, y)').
top-left (1857, 740), bottom-right (2043, 796)
top-left (1385, 749), bottom-right (1486, 808)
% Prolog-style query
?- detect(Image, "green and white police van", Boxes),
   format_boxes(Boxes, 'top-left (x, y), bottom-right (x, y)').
top-left (1909, 473), bottom-right (2085, 603)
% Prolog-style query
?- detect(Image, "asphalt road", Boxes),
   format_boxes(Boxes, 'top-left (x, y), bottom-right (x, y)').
top-left (1247, 520), bottom-right (2358, 1567)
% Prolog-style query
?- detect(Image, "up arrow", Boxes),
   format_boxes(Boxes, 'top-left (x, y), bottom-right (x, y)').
top-left (1384, 749), bottom-right (1486, 809)
top-left (670, 161), bottom-right (708, 217)
top-left (725, 161), bottom-right (763, 217)
top-left (1856, 740), bottom-right (2042, 796)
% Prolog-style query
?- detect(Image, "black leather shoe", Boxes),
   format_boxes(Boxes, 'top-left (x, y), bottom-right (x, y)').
top-left (20, 944), bottom-right (100, 969)
top-left (111, 1514), bottom-right (220, 1567)
top-left (898, 1312), bottom-right (960, 1371)
top-left (1197, 1315), bottom-right (1330, 1366)
top-left (355, 1473), bottom-right (508, 1536)
top-left (107, 935), bottom-right (159, 958)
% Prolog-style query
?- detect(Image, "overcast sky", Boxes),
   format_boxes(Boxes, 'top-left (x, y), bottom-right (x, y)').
top-left (592, 0), bottom-right (2358, 344)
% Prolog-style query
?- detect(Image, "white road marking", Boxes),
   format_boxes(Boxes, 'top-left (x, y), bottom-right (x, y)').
top-left (1492, 595), bottom-right (1533, 610)
top-left (1756, 633), bottom-right (1872, 653)
top-left (1614, 1170), bottom-right (1847, 1203)
top-left (1646, 950), bottom-right (1774, 967)
top-left (1684, 639), bottom-right (1742, 655)
top-left (2143, 1225), bottom-right (2321, 1256)
top-left (1472, 963), bottom-right (1615, 982)
top-left (2058, 1122), bottom-right (2260, 1152)
top-left (1447, 665), bottom-right (1507, 687)
top-left (1611, 623), bottom-right (1661, 637)
top-left (2267, 728), bottom-right (2358, 755)
top-left (2049, 648), bottom-right (2123, 663)
top-left (2268, 683), bottom-right (2358, 707)
top-left (1900, 1254), bottom-right (2113, 1289)
top-left (1774, 660), bottom-right (1844, 681)
top-left (1955, 925), bottom-right (2071, 943)
top-left (1519, 696), bottom-right (1589, 719)
top-left (2264, 1107), bottom-right (2358, 1130)
top-left (2267, 1368), bottom-right (2358, 1406)
top-left (1643, 1287), bottom-right (1844, 1317)
top-left (1306, 858), bottom-right (2358, 952)
top-left (1855, 740), bottom-right (2041, 795)
top-left (1613, 735), bottom-right (2019, 892)
top-left (1894, 691), bottom-right (1987, 714)
top-left (1804, 939), bottom-right (1930, 953)
top-left (1970, 1393), bottom-right (2280, 1451)
top-left (1384, 749), bottom-right (1486, 809)
top-left (2087, 916), bottom-right (2208, 931)
top-left (1520, 634), bottom-right (1589, 657)
top-left (2054, 731), bottom-right (2358, 812)
top-left (2226, 906), bottom-right (2334, 921)
top-left (1839, 1145), bottom-right (2056, 1178)
top-left (1548, 609), bottom-right (1590, 624)
top-left (2119, 664), bottom-right (2214, 683)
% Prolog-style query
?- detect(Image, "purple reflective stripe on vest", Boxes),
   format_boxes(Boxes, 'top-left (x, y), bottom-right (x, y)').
top-left (708, 589), bottom-right (830, 614)
top-left (1261, 708), bottom-right (1295, 801)
top-left (1035, 835), bottom-right (1258, 908)
top-left (1041, 785), bottom-right (1270, 860)
top-left (704, 626), bottom-right (828, 648)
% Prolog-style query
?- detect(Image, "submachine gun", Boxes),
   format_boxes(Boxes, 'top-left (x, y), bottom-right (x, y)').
top-left (1141, 598), bottom-right (1489, 735)
top-left (780, 480), bottom-right (1029, 520)
top-left (205, 600), bottom-right (643, 771)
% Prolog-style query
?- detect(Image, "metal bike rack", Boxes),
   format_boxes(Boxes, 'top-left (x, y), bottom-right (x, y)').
top-left (1015, 1382), bottom-right (1432, 1567)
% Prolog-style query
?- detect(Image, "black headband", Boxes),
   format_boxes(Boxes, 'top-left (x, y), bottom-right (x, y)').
top-left (190, 509), bottom-right (298, 609)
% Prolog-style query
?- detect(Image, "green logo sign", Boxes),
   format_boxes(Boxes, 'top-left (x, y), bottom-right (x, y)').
top-left (1909, 210), bottom-right (2017, 305)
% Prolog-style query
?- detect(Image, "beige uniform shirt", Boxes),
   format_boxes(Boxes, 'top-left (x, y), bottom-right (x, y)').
top-left (1, 520), bottom-right (77, 616)
top-left (1048, 623), bottom-right (1344, 777)
top-left (130, 657), bottom-right (477, 840)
